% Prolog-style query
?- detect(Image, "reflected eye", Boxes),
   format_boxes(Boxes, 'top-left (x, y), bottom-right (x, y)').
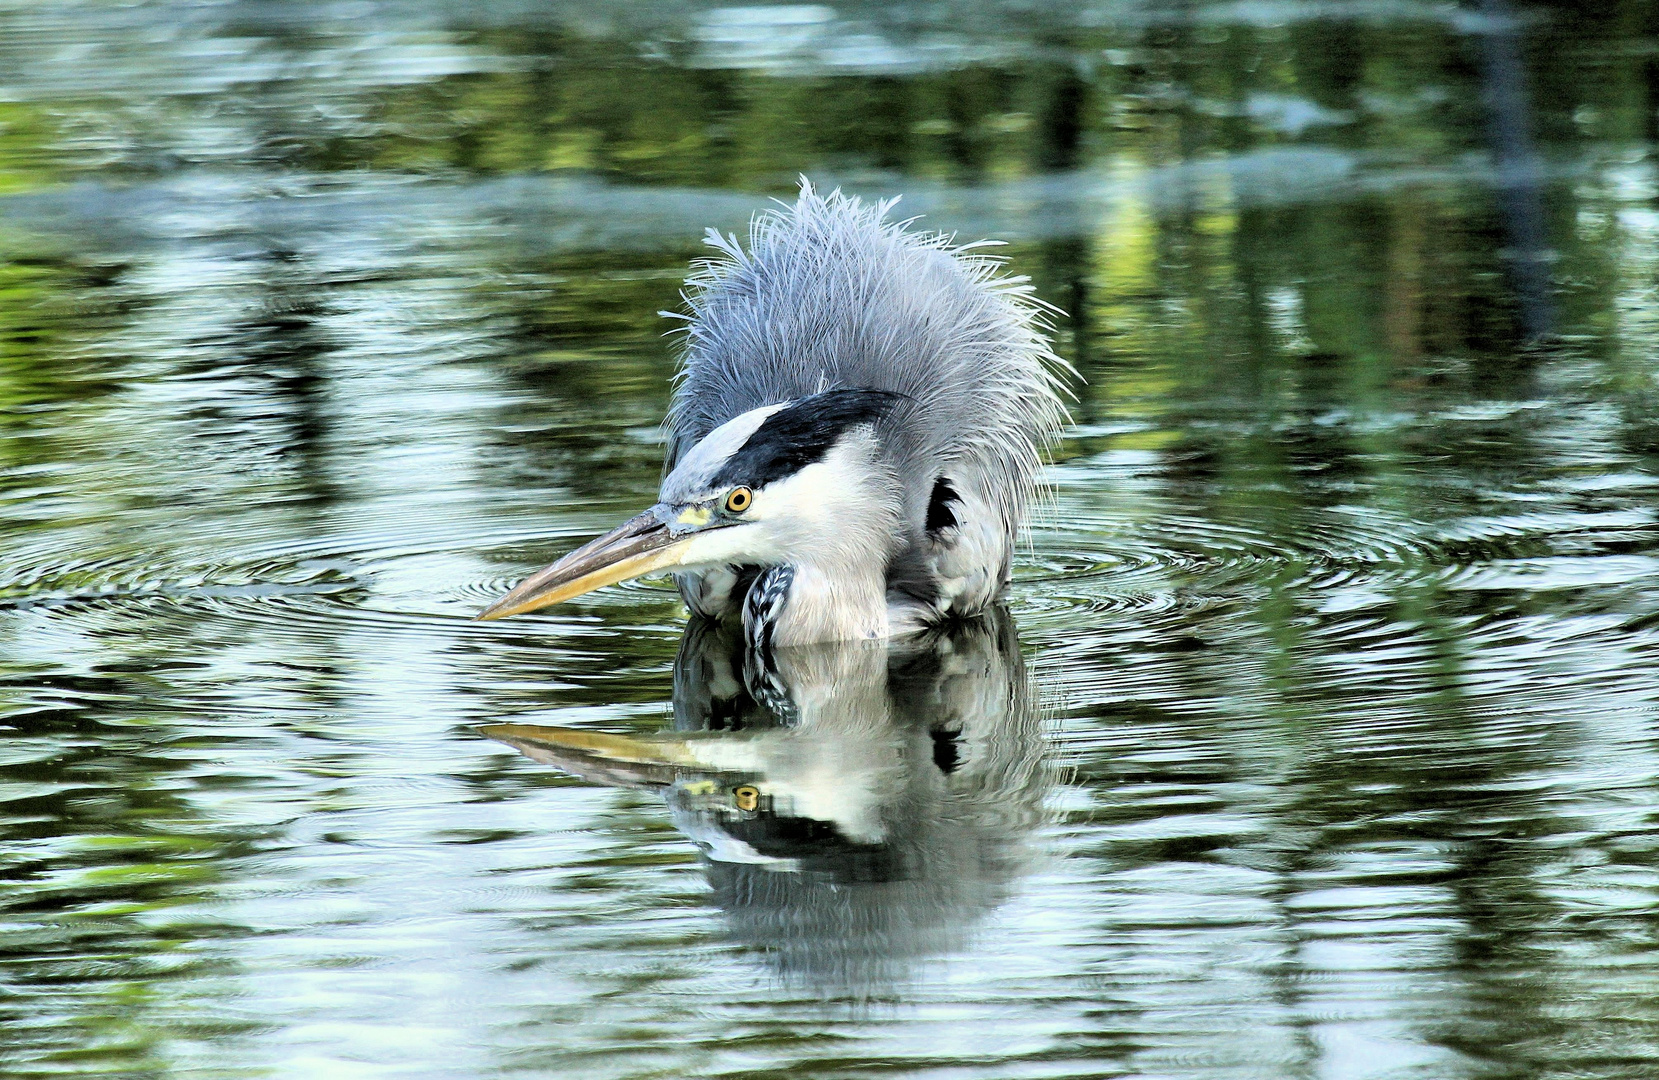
top-left (724, 486), bottom-right (753, 514)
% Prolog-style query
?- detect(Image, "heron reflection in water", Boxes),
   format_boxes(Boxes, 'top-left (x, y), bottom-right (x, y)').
top-left (485, 609), bottom-right (1050, 990)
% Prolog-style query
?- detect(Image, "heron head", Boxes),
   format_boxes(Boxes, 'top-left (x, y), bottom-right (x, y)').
top-left (477, 389), bottom-right (905, 621)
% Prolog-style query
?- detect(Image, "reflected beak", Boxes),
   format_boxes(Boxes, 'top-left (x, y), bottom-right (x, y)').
top-left (481, 723), bottom-right (769, 790)
top-left (477, 509), bottom-right (695, 620)
top-left (482, 723), bottom-right (697, 766)
top-left (481, 723), bottom-right (697, 788)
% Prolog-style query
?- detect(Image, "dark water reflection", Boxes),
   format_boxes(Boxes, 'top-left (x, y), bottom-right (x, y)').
top-left (3, 1), bottom-right (1659, 1077)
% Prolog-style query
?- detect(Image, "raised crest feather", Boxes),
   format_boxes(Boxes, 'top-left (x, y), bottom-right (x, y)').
top-left (663, 179), bottom-right (1074, 558)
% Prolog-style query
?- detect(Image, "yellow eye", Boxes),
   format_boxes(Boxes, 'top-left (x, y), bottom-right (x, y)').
top-left (734, 785), bottom-right (759, 812)
top-left (724, 486), bottom-right (753, 514)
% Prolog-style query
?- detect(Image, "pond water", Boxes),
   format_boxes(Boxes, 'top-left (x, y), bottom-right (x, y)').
top-left (3, 2), bottom-right (1659, 1077)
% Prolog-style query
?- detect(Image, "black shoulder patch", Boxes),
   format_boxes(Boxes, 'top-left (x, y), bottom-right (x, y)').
top-left (925, 476), bottom-right (959, 533)
top-left (711, 388), bottom-right (904, 489)
top-left (930, 725), bottom-right (963, 774)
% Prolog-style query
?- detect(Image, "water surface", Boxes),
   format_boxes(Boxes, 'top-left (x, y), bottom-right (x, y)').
top-left (3, 2), bottom-right (1659, 1077)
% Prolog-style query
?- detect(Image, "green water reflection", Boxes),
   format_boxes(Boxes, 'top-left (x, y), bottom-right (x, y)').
top-left (2, 1), bottom-right (1659, 1077)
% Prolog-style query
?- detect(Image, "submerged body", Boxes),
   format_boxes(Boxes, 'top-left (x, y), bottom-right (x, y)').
top-left (480, 184), bottom-right (1069, 645)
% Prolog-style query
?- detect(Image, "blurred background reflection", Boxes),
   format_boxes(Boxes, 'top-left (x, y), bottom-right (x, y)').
top-left (3, 1), bottom-right (1659, 1077)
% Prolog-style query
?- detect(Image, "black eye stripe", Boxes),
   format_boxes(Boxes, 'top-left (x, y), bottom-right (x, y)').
top-left (709, 388), bottom-right (904, 490)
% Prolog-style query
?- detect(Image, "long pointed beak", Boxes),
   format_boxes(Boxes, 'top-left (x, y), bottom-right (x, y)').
top-left (479, 722), bottom-right (767, 789)
top-left (477, 510), bottom-right (694, 621)
top-left (480, 723), bottom-right (697, 788)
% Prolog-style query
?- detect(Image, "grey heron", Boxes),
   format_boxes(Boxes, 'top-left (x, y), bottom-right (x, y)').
top-left (478, 183), bottom-right (1070, 645)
